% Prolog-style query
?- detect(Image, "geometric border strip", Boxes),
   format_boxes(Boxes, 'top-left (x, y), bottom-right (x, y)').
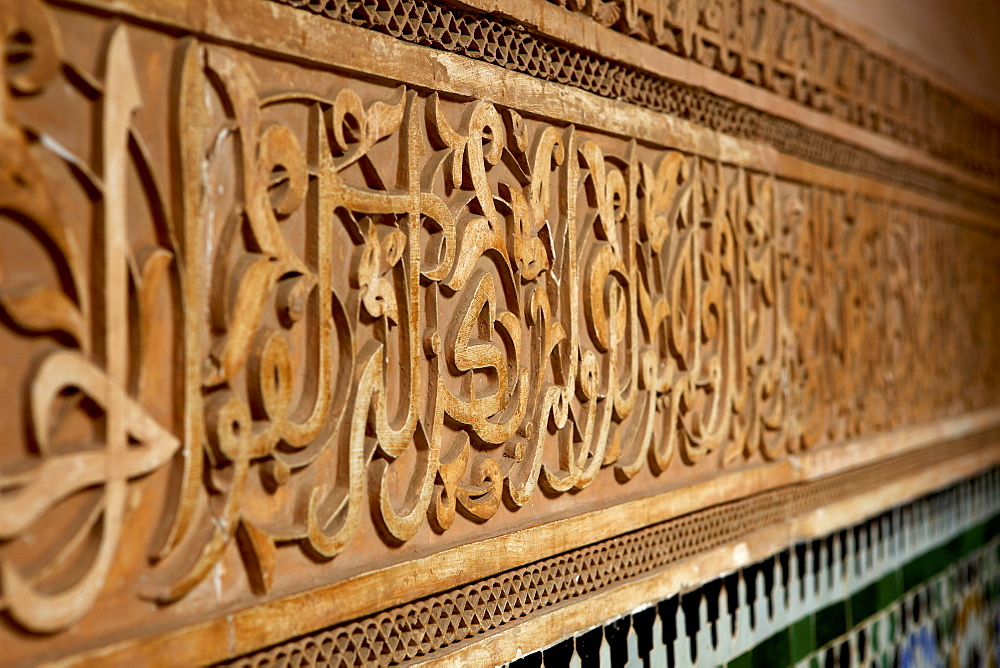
top-left (504, 469), bottom-right (1000, 667)
top-left (222, 429), bottom-right (1000, 666)
top-left (536, 0), bottom-right (1000, 182)
top-left (271, 0), bottom-right (1000, 211)
top-left (798, 532), bottom-right (999, 668)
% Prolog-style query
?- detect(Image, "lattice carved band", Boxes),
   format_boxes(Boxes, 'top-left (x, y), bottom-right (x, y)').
top-left (272, 0), bottom-right (1000, 183)
top-left (226, 437), bottom-right (1000, 666)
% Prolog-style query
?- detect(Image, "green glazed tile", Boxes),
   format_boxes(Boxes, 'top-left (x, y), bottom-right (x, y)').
top-left (752, 631), bottom-right (791, 668)
top-left (985, 513), bottom-right (1000, 539)
top-left (852, 582), bottom-right (878, 624)
top-left (727, 649), bottom-right (753, 668)
top-left (815, 601), bottom-right (847, 647)
top-left (789, 617), bottom-right (816, 664)
top-left (959, 524), bottom-right (985, 558)
top-left (876, 572), bottom-right (901, 612)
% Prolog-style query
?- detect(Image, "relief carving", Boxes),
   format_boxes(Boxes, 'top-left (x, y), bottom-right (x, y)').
top-left (0, 0), bottom-right (998, 656)
top-left (272, 0), bottom-right (1000, 182)
top-left (539, 0), bottom-right (1000, 177)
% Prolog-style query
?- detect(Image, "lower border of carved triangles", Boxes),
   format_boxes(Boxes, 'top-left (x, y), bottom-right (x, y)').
top-left (222, 428), bottom-right (998, 667)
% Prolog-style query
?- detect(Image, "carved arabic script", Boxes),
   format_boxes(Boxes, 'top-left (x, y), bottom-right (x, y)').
top-left (0, 0), bottom-right (997, 636)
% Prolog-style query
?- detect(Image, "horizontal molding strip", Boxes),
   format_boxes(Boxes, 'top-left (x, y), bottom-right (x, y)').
top-left (66, 422), bottom-right (1000, 666)
top-left (416, 444), bottom-right (1000, 667)
top-left (265, 0), bottom-right (1000, 206)
top-left (50, 0), bottom-right (1000, 218)
top-left (509, 0), bottom-right (1000, 177)
top-left (487, 472), bottom-right (1000, 668)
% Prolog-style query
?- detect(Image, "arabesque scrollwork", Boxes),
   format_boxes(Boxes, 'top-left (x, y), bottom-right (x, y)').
top-left (0, 0), bottom-right (998, 638)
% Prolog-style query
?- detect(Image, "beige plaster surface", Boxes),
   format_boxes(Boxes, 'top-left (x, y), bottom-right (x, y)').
top-left (813, 0), bottom-right (1000, 109)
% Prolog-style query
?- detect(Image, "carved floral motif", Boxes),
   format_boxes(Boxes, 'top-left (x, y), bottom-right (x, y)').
top-left (0, 0), bottom-right (998, 643)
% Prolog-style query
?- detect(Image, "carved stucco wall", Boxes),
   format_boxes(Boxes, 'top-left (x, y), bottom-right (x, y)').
top-left (0, 0), bottom-right (998, 665)
top-left (812, 0), bottom-right (1000, 108)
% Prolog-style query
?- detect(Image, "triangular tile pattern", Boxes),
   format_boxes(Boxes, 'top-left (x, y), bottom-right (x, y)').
top-left (505, 469), bottom-right (1000, 668)
top-left (224, 442), bottom-right (998, 666)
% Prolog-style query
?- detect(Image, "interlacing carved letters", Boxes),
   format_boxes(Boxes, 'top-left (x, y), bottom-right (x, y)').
top-left (536, 0), bottom-right (1000, 177)
top-left (0, 2), bottom-right (179, 631)
top-left (0, 0), bottom-right (998, 635)
top-left (265, 0), bottom-right (1000, 182)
